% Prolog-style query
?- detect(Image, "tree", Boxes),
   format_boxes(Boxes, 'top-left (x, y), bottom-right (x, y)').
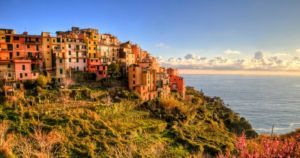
top-left (108, 63), bottom-right (121, 79)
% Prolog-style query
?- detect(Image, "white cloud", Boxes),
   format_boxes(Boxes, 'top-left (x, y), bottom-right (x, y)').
top-left (154, 42), bottom-right (170, 48)
top-left (159, 50), bottom-right (300, 71)
top-left (224, 49), bottom-right (241, 55)
top-left (296, 49), bottom-right (300, 52)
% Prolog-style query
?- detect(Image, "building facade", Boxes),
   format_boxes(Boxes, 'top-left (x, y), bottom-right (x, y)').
top-left (0, 27), bottom-right (186, 101)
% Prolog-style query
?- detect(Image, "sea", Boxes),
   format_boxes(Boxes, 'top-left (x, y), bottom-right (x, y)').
top-left (182, 74), bottom-right (300, 134)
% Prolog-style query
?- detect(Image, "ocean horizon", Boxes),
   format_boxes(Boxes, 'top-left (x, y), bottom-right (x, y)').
top-left (183, 74), bottom-right (300, 134)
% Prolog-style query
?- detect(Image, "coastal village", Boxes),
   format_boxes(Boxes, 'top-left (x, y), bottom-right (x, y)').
top-left (0, 27), bottom-right (185, 101)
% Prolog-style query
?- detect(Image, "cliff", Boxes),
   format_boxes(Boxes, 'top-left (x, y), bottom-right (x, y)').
top-left (0, 80), bottom-right (257, 157)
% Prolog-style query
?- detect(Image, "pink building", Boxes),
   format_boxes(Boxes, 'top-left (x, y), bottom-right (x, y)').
top-left (68, 58), bottom-right (87, 71)
top-left (14, 60), bottom-right (39, 81)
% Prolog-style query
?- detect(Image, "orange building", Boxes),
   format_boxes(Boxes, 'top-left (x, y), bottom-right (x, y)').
top-left (0, 29), bottom-right (41, 81)
top-left (131, 44), bottom-right (142, 63)
top-left (128, 64), bottom-right (157, 101)
top-left (87, 58), bottom-right (107, 80)
top-left (167, 68), bottom-right (185, 98)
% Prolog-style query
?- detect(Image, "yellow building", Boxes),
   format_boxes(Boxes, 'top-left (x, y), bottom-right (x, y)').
top-left (81, 28), bottom-right (100, 59)
top-left (41, 32), bottom-right (53, 77)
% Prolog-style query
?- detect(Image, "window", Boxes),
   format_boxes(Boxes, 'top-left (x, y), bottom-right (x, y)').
top-left (20, 73), bottom-right (23, 78)
top-left (16, 52), bottom-right (19, 56)
top-left (133, 81), bottom-right (135, 84)
top-left (69, 58), bottom-right (71, 62)
top-left (60, 59), bottom-right (63, 63)
top-left (76, 58), bottom-right (79, 63)
top-left (7, 64), bottom-right (10, 68)
top-left (68, 44), bottom-right (71, 48)
top-left (16, 44), bottom-right (19, 48)
top-left (77, 67), bottom-right (79, 71)
top-left (83, 59), bottom-right (86, 63)
top-left (25, 73), bottom-right (28, 77)
top-left (60, 68), bottom-right (63, 74)
top-left (47, 45), bottom-right (50, 48)
top-left (22, 65), bottom-right (25, 70)
top-left (13, 36), bottom-right (19, 40)
top-left (27, 45), bottom-right (30, 48)
top-left (7, 44), bottom-right (13, 50)
top-left (5, 36), bottom-right (10, 42)
top-left (47, 38), bottom-right (50, 42)
top-left (69, 51), bottom-right (71, 55)
top-left (8, 73), bottom-right (11, 77)
top-left (133, 74), bottom-right (135, 78)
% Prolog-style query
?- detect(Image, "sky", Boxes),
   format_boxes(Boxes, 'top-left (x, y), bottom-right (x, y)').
top-left (1, 0), bottom-right (300, 72)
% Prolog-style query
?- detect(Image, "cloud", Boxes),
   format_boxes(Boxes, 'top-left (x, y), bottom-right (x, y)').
top-left (296, 49), bottom-right (300, 52)
top-left (184, 54), bottom-right (201, 60)
top-left (154, 42), bottom-right (170, 48)
top-left (254, 51), bottom-right (264, 60)
top-left (159, 50), bottom-right (300, 71)
top-left (224, 49), bottom-right (241, 55)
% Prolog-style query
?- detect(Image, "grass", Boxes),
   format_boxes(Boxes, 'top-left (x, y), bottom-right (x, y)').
top-left (0, 85), bottom-right (257, 157)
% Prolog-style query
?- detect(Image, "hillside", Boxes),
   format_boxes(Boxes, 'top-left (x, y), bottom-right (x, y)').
top-left (0, 79), bottom-right (256, 158)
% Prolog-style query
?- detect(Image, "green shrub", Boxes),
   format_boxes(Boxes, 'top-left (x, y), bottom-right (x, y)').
top-left (37, 75), bottom-right (49, 88)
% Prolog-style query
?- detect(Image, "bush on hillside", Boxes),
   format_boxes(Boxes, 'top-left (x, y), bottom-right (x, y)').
top-left (37, 75), bottom-right (49, 88)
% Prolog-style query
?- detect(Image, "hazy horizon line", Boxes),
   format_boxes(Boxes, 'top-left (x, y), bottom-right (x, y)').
top-left (178, 69), bottom-right (300, 76)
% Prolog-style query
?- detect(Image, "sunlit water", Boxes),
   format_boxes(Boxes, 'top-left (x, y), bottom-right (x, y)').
top-left (182, 74), bottom-right (300, 134)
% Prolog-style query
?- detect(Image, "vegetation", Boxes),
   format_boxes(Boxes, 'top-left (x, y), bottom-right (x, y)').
top-left (218, 130), bottom-right (300, 157)
top-left (0, 84), bottom-right (262, 157)
top-left (107, 63), bottom-right (121, 79)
